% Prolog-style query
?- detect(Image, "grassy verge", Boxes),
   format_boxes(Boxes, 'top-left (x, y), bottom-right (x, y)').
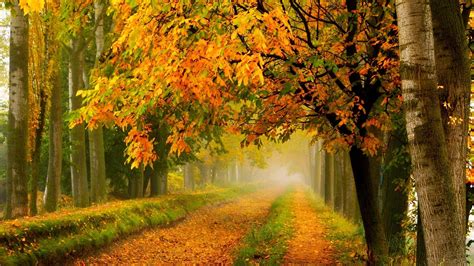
top-left (233, 188), bottom-right (294, 265)
top-left (305, 189), bottom-right (365, 264)
top-left (0, 185), bottom-right (258, 265)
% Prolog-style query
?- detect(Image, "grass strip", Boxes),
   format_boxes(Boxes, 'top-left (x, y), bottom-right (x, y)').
top-left (0, 184), bottom-right (258, 265)
top-left (304, 189), bottom-right (365, 264)
top-left (234, 188), bottom-right (294, 265)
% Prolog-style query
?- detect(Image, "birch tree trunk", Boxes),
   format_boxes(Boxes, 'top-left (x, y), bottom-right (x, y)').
top-left (69, 36), bottom-right (90, 208)
top-left (5, 0), bottom-right (29, 219)
top-left (89, 0), bottom-right (107, 203)
top-left (396, 0), bottom-right (465, 263)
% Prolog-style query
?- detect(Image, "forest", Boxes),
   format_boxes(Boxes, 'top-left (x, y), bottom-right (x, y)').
top-left (0, 0), bottom-right (473, 265)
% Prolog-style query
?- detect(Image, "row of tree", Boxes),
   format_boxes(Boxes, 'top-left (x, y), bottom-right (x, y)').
top-left (3, 0), bottom-right (473, 264)
top-left (4, 0), bottom-right (268, 217)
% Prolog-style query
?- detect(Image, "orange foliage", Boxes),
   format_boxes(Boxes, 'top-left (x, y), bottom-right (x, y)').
top-left (76, 0), bottom-right (401, 167)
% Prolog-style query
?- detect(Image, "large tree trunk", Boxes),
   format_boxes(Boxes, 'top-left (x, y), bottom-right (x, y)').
top-left (89, 0), bottom-right (107, 203)
top-left (430, 0), bottom-right (470, 237)
top-left (69, 36), bottom-right (90, 208)
top-left (396, 0), bottom-right (465, 263)
top-left (349, 148), bottom-right (389, 263)
top-left (5, 0), bottom-right (29, 219)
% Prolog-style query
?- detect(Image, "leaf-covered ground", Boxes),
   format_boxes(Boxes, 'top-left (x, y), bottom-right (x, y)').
top-left (73, 187), bottom-right (284, 264)
top-left (283, 188), bottom-right (336, 264)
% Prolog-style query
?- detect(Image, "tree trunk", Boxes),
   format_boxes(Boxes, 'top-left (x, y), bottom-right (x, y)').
top-left (235, 161), bottom-right (240, 182)
top-left (29, 89), bottom-right (46, 215)
top-left (199, 163), bottom-right (208, 186)
top-left (150, 164), bottom-right (159, 196)
top-left (312, 142), bottom-right (320, 193)
top-left (416, 206), bottom-right (427, 266)
top-left (211, 164), bottom-right (217, 183)
top-left (136, 166), bottom-right (144, 198)
top-left (349, 147), bottom-right (389, 264)
top-left (69, 36), bottom-right (90, 208)
top-left (44, 70), bottom-right (62, 212)
top-left (334, 152), bottom-right (343, 213)
top-left (184, 163), bottom-right (194, 190)
top-left (381, 124), bottom-right (410, 256)
top-left (343, 152), bottom-right (360, 223)
top-left (319, 145), bottom-right (326, 198)
top-left (43, 5), bottom-right (62, 213)
top-left (5, 0), bottom-right (29, 219)
top-left (159, 160), bottom-right (168, 195)
top-left (430, 0), bottom-right (470, 237)
top-left (324, 152), bottom-right (334, 208)
top-left (89, 0), bottom-right (107, 204)
top-left (396, 0), bottom-right (465, 263)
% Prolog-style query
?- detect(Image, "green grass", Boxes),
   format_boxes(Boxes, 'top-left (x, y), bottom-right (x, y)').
top-left (0, 184), bottom-right (258, 265)
top-left (233, 188), bottom-right (294, 265)
top-left (304, 189), bottom-right (365, 264)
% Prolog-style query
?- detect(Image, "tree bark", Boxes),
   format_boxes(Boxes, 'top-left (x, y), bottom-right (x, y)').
top-left (430, 0), bottom-right (470, 237)
top-left (343, 152), bottom-right (360, 223)
top-left (149, 163), bottom-right (159, 196)
top-left (44, 71), bottom-right (62, 212)
top-left (318, 144), bottom-right (326, 198)
top-left (396, 0), bottom-right (465, 263)
top-left (136, 165), bottom-right (144, 198)
top-left (69, 36), bottom-right (90, 208)
top-left (350, 147), bottom-right (389, 263)
top-left (416, 206), bottom-right (427, 266)
top-left (324, 152), bottom-right (334, 208)
top-left (184, 163), bottom-right (194, 190)
top-left (5, 0), bottom-right (29, 219)
top-left (334, 152), bottom-right (343, 213)
top-left (89, 0), bottom-right (107, 203)
top-left (159, 160), bottom-right (168, 195)
top-left (43, 7), bottom-right (63, 213)
top-left (29, 89), bottom-right (46, 215)
top-left (381, 124), bottom-right (410, 256)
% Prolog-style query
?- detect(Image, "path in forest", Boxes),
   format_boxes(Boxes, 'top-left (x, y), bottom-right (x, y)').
top-left (74, 187), bottom-right (284, 264)
top-left (284, 188), bottom-right (336, 264)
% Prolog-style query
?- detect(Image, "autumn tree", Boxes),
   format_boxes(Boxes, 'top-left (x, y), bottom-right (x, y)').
top-left (66, 2), bottom-right (90, 206)
top-left (28, 11), bottom-right (50, 215)
top-left (76, 1), bottom-right (399, 262)
top-left (43, 0), bottom-right (62, 213)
